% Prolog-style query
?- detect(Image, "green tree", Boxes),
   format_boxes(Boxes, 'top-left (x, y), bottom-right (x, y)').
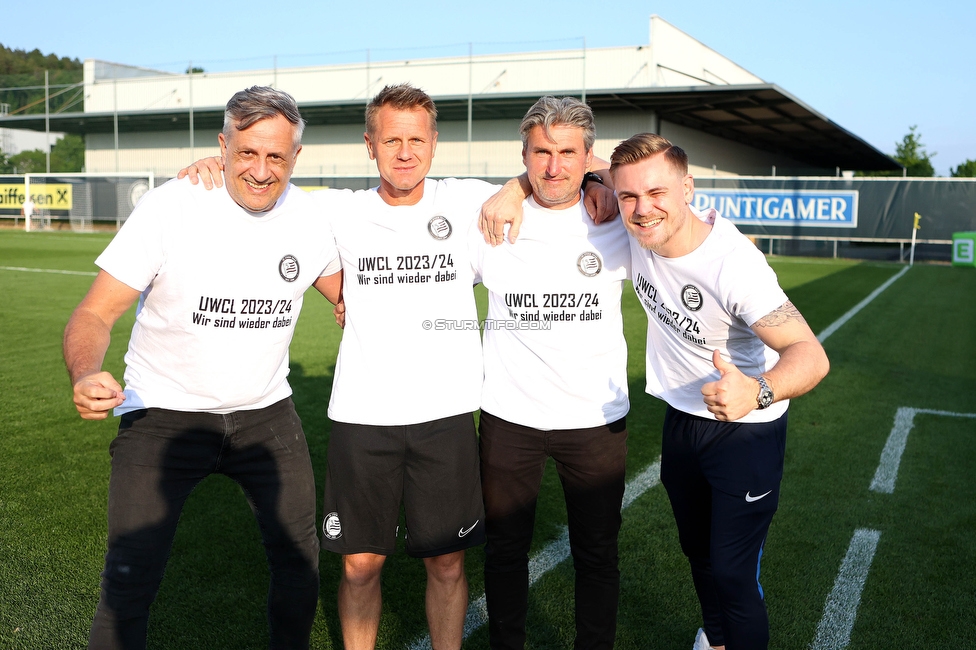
top-left (0, 43), bottom-right (83, 116)
top-left (893, 125), bottom-right (935, 177)
top-left (50, 134), bottom-right (84, 171)
top-left (0, 43), bottom-right (82, 75)
top-left (3, 134), bottom-right (86, 173)
top-left (858, 125), bottom-right (936, 177)
top-left (950, 159), bottom-right (976, 177)
top-left (8, 149), bottom-right (46, 173)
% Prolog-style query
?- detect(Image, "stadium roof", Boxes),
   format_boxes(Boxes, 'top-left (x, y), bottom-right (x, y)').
top-left (0, 84), bottom-right (901, 172)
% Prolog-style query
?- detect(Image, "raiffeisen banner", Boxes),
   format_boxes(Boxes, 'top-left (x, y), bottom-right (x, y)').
top-left (692, 189), bottom-right (858, 228)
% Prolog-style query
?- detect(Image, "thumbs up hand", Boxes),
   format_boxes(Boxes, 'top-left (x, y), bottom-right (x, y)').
top-left (701, 349), bottom-right (761, 422)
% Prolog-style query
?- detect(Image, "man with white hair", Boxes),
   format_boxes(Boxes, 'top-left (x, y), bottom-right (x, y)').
top-left (65, 86), bottom-right (340, 649)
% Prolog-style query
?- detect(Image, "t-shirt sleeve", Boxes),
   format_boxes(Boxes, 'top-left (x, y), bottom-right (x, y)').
top-left (440, 177), bottom-right (502, 209)
top-left (617, 224), bottom-right (634, 281)
top-left (466, 216), bottom-right (486, 285)
top-left (308, 188), bottom-right (349, 277)
top-left (94, 186), bottom-right (170, 292)
top-left (439, 178), bottom-right (501, 284)
top-left (726, 244), bottom-right (789, 327)
top-left (318, 217), bottom-right (341, 277)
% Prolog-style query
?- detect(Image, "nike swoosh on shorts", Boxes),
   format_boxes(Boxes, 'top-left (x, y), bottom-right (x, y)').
top-left (458, 520), bottom-right (480, 537)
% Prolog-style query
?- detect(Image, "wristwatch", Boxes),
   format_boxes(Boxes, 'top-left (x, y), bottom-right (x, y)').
top-left (754, 376), bottom-right (774, 409)
top-left (581, 171), bottom-right (604, 190)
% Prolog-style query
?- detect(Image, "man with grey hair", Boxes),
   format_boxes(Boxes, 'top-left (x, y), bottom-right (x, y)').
top-left (64, 86), bottom-right (341, 649)
top-left (471, 95), bottom-right (631, 650)
top-left (179, 85), bottom-right (619, 650)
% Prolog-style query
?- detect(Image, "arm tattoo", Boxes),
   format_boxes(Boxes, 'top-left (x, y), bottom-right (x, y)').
top-left (754, 300), bottom-right (807, 328)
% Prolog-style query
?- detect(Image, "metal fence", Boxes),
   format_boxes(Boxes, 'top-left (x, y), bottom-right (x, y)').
top-left (1, 173), bottom-right (970, 265)
top-left (0, 173), bottom-right (154, 231)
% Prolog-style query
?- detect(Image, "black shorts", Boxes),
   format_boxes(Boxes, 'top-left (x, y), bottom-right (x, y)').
top-left (321, 412), bottom-right (485, 558)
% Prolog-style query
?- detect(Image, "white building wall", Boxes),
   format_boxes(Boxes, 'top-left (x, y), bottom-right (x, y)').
top-left (81, 15), bottom-right (796, 178)
top-left (82, 16), bottom-right (762, 115)
top-left (648, 16), bottom-right (762, 86)
top-left (659, 120), bottom-right (829, 176)
top-left (0, 128), bottom-right (63, 155)
top-left (85, 132), bottom-right (221, 175)
top-left (84, 112), bottom-right (824, 179)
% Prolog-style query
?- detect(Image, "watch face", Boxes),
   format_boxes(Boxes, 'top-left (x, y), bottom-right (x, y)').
top-left (756, 377), bottom-right (773, 409)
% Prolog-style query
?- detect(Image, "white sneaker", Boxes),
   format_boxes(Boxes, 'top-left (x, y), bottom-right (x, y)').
top-left (692, 628), bottom-right (711, 650)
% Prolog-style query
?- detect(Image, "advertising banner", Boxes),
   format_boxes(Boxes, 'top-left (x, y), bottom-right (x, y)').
top-left (692, 189), bottom-right (858, 228)
top-left (692, 178), bottom-right (976, 240)
top-left (0, 184), bottom-right (73, 211)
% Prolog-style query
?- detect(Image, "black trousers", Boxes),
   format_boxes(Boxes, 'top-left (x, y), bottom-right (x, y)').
top-left (660, 406), bottom-right (788, 650)
top-left (88, 398), bottom-right (319, 650)
top-left (480, 411), bottom-right (628, 650)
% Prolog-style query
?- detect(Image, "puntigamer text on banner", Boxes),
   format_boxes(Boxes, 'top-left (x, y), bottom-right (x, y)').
top-left (692, 189), bottom-right (858, 228)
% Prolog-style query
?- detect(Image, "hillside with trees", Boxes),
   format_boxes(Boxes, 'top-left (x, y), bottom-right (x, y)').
top-left (1, 43), bottom-right (83, 115)
top-left (1, 43), bottom-right (84, 172)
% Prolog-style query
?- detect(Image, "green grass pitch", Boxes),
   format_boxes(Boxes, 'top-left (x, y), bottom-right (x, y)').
top-left (1, 230), bottom-right (973, 648)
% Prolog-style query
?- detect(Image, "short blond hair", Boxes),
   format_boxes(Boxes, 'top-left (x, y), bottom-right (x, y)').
top-left (609, 133), bottom-right (688, 177)
top-left (365, 84), bottom-right (437, 136)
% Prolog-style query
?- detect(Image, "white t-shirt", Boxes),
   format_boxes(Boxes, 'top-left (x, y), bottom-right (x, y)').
top-left (629, 208), bottom-right (789, 422)
top-left (472, 195), bottom-right (632, 430)
top-left (96, 178), bottom-right (340, 414)
top-left (323, 178), bottom-right (498, 426)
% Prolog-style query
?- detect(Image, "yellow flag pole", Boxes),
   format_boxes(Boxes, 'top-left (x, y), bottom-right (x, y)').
top-left (910, 212), bottom-right (922, 266)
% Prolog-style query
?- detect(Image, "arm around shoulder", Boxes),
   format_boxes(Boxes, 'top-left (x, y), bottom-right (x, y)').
top-left (176, 156), bottom-right (225, 189)
top-left (313, 270), bottom-right (343, 306)
top-left (479, 174), bottom-right (532, 246)
top-left (313, 271), bottom-right (346, 328)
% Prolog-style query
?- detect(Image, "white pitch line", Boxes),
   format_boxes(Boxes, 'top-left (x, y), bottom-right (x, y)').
top-left (407, 459), bottom-right (662, 650)
top-left (869, 407), bottom-right (916, 494)
top-left (817, 265), bottom-right (909, 343)
top-left (812, 407), bottom-right (976, 649)
top-left (0, 265), bottom-right (97, 276)
top-left (412, 266), bottom-right (913, 649)
top-left (870, 408), bottom-right (976, 494)
top-left (809, 528), bottom-right (881, 650)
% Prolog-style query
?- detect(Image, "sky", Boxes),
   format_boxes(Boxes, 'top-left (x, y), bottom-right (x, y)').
top-left (2, 0), bottom-right (973, 175)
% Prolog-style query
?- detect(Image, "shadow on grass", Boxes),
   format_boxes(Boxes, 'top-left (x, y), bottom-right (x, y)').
top-left (130, 363), bottom-right (341, 649)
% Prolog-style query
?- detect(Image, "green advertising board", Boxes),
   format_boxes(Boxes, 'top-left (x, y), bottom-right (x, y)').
top-left (952, 232), bottom-right (976, 267)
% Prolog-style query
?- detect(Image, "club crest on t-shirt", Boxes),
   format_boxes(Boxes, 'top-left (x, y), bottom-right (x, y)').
top-left (681, 284), bottom-right (703, 311)
top-left (323, 512), bottom-right (342, 539)
top-left (577, 252), bottom-right (602, 277)
top-left (428, 216), bottom-right (453, 240)
top-left (279, 255), bottom-right (300, 282)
